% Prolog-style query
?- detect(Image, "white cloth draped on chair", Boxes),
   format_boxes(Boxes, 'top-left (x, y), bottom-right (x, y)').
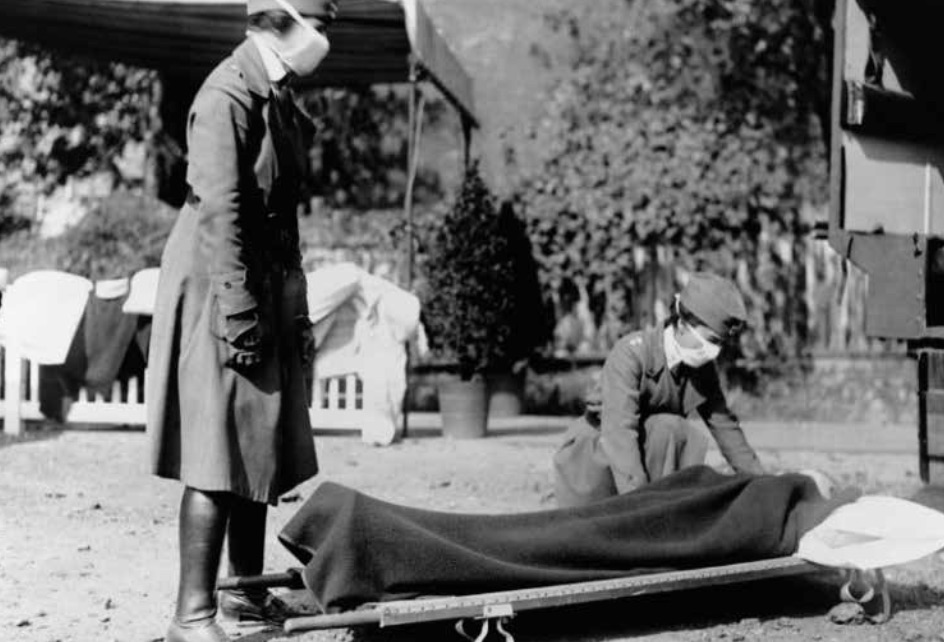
top-left (0, 270), bottom-right (92, 365)
top-left (306, 263), bottom-right (422, 446)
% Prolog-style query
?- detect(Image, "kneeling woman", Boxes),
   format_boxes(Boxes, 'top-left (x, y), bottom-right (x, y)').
top-left (554, 272), bottom-right (765, 507)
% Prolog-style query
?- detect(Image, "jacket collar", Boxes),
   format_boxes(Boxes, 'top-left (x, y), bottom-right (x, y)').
top-left (232, 38), bottom-right (275, 100)
top-left (643, 321), bottom-right (710, 412)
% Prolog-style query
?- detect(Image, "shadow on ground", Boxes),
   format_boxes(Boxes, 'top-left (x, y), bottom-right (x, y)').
top-left (263, 571), bottom-right (941, 642)
top-left (194, 570), bottom-right (944, 642)
top-left (0, 419), bottom-right (146, 450)
top-left (385, 425), bottom-right (566, 440)
top-left (0, 420), bottom-right (63, 449)
top-left (292, 573), bottom-right (844, 642)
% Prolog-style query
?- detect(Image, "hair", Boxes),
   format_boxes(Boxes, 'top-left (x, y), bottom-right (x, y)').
top-left (247, 10), bottom-right (296, 35)
top-left (667, 300), bottom-right (705, 331)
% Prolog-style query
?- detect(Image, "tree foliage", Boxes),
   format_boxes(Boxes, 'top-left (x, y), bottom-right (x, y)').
top-left (55, 190), bottom-right (175, 280)
top-left (515, 0), bottom-right (831, 375)
top-left (300, 86), bottom-right (449, 210)
top-left (0, 39), bottom-right (157, 225)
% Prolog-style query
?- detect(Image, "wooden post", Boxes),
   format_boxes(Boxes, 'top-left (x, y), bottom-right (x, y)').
top-left (402, 58), bottom-right (426, 439)
top-left (404, 59), bottom-right (421, 293)
top-left (3, 345), bottom-right (22, 435)
top-left (917, 348), bottom-right (944, 485)
top-left (461, 113), bottom-right (474, 171)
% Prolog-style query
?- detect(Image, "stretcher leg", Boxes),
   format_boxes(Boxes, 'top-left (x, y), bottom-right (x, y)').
top-left (456, 615), bottom-right (515, 642)
top-left (838, 568), bottom-right (891, 623)
top-left (495, 617), bottom-right (515, 642)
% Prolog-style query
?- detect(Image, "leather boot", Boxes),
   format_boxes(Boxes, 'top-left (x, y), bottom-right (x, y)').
top-left (165, 619), bottom-right (230, 642)
top-left (219, 497), bottom-right (292, 625)
top-left (165, 487), bottom-right (231, 642)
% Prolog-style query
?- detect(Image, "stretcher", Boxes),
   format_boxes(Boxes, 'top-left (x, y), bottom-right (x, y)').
top-left (217, 557), bottom-right (889, 640)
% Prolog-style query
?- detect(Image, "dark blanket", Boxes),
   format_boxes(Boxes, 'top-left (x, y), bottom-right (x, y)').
top-left (278, 466), bottom-right (857, 612)
top-left (38, 294), bottom-right (150, 421)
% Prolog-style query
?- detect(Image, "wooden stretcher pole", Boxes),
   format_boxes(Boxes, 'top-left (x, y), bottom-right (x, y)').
top-left (285, 609), bottom-right (382, 632)
top-left (217, 569), bottom-right (304, 591)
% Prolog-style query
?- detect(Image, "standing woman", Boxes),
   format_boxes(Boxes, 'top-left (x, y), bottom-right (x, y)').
top-left (146, 1), bottom-right (336, 640)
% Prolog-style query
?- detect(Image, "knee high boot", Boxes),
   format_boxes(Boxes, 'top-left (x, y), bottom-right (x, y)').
top-left (226, 496), bottom-right (267, 578)
top-left (165, 487), bottom-right (231, 642)
top-left (219, 497), bottom-right (292, 624)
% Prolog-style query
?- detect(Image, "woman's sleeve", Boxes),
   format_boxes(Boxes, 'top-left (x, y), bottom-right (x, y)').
top-left (186, 87), bottom-right (259, 346)
top-left (599, 339), bottom-right (648, 492)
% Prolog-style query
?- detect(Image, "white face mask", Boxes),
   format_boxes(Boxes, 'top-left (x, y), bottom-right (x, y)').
top-left (270, 0), bottom-right (331, 77)
top-left (676, 322), bottom-right (721, 368)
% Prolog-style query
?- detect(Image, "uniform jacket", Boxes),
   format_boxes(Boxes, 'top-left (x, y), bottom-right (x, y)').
top-left (600, 324), bottom-right (763, 493)
top-left (147, 39), bottom-right (318, 504)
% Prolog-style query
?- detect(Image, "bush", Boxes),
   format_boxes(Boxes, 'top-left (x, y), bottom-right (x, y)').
top-left (0, 210), bottom-right (30, 238)
top-left (495, 200), bottom-right (554, 366)
top-left (299, 86), bottom-right (449, 210)
top-left (55, 190), bottom-right (175, 280)
top-left (421, 163), bottom-right (519, 379)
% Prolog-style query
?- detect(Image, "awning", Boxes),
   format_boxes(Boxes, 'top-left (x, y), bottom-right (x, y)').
top-left (0, 0), bottom-right (476, 124)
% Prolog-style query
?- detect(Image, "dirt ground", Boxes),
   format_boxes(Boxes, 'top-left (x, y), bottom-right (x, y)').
top-left (2, 417), bottom-right (944, 642)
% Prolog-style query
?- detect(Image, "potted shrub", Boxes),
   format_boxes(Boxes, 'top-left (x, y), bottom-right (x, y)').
top-left (422, 162), bottom-right (517, 437)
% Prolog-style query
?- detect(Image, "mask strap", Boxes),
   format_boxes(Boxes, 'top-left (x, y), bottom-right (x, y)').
top-left (689, 324), bottom-right (713, 349)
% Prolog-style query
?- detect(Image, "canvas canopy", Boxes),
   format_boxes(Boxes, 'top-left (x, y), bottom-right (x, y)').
top-left (0, 0), bottom-right (476, 124)
top-left (0, 0), bottom-right (470, 439)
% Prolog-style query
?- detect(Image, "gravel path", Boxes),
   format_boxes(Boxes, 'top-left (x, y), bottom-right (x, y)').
top-left (2, 418), bottom-right (943, 642)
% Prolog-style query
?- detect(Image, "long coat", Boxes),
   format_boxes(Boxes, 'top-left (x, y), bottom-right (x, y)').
top-left (554, 324), bottom-right (763, 505)
top-left (147, 40), bottom-right (318, 505)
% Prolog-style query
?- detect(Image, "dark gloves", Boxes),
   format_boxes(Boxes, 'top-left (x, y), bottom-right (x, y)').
top-left (224, 310), bottom-right (266, 370)
top-left (212, 271), bottom-right (265, 370)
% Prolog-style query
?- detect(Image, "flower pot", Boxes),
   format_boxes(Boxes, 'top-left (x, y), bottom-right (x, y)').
top-left (488, 370), bottom-right (526, 418)
top-left (438, 377), bottom-right (488, 439)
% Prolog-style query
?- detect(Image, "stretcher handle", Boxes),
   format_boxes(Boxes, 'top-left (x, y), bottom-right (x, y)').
top-left (284, 609), bottom-right (382, 632)
top-left (217, 568), bottom-right (305, 591)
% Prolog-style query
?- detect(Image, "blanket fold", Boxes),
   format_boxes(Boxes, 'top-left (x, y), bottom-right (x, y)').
top-left (278, 466), bottom-right (856, 611)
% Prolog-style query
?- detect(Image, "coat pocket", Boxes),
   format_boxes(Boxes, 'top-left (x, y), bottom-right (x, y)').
top-left (210, 270), bottom-right (260, 345)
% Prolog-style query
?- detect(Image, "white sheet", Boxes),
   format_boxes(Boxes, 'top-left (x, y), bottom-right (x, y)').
top-left (797, 495), bottom-right (944, 570)
top-left (306, 263), bottom-right (421, 446)
top-left (122, 267), bottom-right (160, 315)
top-left (95, 277), bottom-right (130, 300)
